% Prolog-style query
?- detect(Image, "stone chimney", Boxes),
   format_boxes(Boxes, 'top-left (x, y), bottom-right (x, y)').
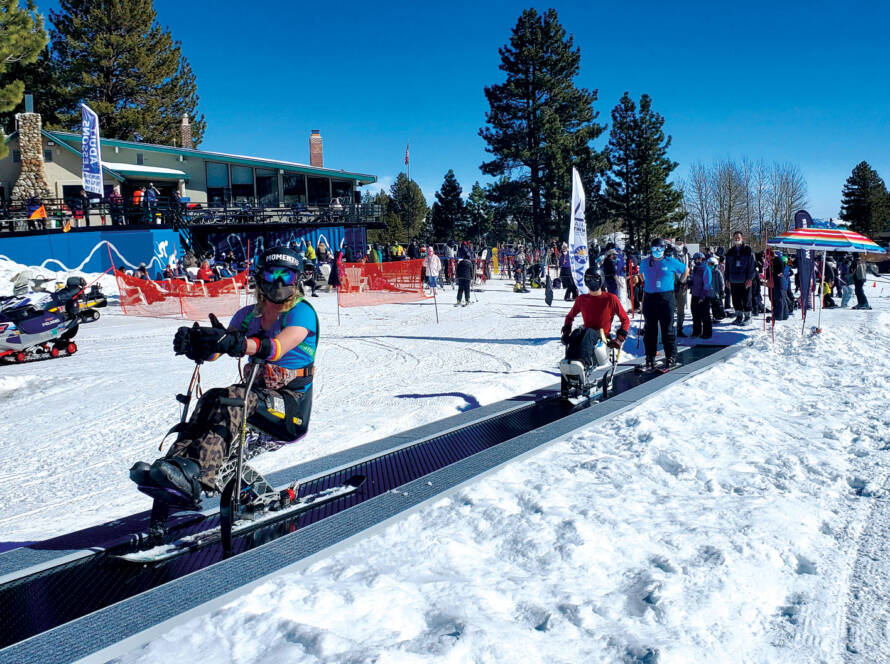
top-left (11, 112), bottom-right (52, 201)
top-left (180, 113), bottom-right (192, 148)
top-left (309, 129), bottom-right (323, 167)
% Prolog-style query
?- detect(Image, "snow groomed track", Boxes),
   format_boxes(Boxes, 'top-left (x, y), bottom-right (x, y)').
top-left (0, 343), bottom-right (739, 664)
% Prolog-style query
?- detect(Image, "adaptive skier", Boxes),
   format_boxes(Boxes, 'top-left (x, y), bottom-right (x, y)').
top-left (130, 246), bottom-right (318, 507)
top-left (637, 238), bottom-right (689, 371)
top-left (559, 267), bottom-right (629, 396)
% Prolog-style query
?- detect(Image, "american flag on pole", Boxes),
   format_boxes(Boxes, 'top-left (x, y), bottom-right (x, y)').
top-left (405, 142), bottom-right (410, 165)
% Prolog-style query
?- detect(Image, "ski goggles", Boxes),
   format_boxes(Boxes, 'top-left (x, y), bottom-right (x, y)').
top-left (261, 267), bottom-right (298, 285)
top-left (650, 247), bottom-right (665, 259)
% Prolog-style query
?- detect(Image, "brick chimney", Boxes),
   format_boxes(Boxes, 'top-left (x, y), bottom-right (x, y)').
top-left (11, 112), bottom-right (52, 201)
top-left (309, 129), bottom-right (323, 167)
top-left (180, 113), bottom-right (192, 148)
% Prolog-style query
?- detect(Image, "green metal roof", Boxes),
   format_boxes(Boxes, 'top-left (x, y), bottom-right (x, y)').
top-left (4, 129), bottom-right (126, 182)
top-left (48, 131), bottom-right (377, 184)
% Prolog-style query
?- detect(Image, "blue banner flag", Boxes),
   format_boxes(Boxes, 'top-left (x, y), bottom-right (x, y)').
top-left (794, 209), bottom-right (813, 316)
top-left (81, 104), bottom-right (104, 196)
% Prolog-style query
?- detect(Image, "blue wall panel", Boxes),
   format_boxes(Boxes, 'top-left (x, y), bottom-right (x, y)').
top-left (0, 228), bottom-right (181, 273)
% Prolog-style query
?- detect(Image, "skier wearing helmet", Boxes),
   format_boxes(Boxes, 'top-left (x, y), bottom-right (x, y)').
top-left (130, 246), bottom-right (319, 507)
top-left (638, 239), bottom-right (689, 370)
top-left (560, 266), bottom-right (630, 383)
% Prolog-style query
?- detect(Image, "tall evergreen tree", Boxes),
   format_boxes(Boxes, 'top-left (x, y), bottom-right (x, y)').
top-left (389, 173), bottom-right (428, 240)
top-left (0, 0), bottom-right (47, 157)
top-left (430, 169), bottom-right (465, 242)
top-left (465, 181), bottom-right (493, 242)
top-left (366, 190), bottom-right (404, 245)
top-left (604, 92), bottom-right (684, 248)
top-left (0, 46), bottom-right (66, 133)
top-left (840, 161), bottom-right (889, 237)
top-left (480, 8), bottom-right (605, 243)
top-left (49, 0), bottom-right (205, 145)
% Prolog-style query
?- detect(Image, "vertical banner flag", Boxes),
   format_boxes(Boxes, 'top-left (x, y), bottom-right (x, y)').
top-left (81, 103), bottom-right (104, 196)
top-left (794, 209), bottom-right (814, 316)
top-left (568, 167), bottom-right (589, 293)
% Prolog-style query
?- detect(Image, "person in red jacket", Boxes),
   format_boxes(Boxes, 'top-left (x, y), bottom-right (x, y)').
top-left (196, 260), bottom-right (214, 281)
top-left (562, 268), bottom-right (629, 341)
top-left (559, 267), bottom-right (630, 398)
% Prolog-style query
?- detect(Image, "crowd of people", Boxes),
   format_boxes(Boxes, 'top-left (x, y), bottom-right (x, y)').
top-left (555, 232), bottom-right (880, 373)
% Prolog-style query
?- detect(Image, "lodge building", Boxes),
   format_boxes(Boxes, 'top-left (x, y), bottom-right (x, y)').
top-left (0, 112), bottom-right (377, 220)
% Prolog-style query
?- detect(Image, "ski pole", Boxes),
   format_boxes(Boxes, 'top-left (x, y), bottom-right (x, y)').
top-left (233, 359), bottom-right (262, 511)
top-left (160, 362), bottom-right (201, 451)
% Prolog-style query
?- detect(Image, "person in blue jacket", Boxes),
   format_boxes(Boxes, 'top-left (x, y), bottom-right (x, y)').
top-left (638, 238), bottom-right (689, 369)
top-left (689, 252), bottom-right (713, 338)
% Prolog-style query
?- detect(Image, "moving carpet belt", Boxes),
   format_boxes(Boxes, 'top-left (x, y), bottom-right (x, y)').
top-left (0, 344), bottom-right (734, 664)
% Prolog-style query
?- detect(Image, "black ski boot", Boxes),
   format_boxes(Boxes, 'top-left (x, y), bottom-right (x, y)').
top-left (131, 457), bottom-right (204, 509)
top-left (733, 313), bottom-right (744, 325)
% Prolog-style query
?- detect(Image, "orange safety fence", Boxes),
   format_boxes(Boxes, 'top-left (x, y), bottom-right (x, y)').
top-left (337, 259), bottom-right (430, 308)
top-left (114, 269), bottom-right (250, 320)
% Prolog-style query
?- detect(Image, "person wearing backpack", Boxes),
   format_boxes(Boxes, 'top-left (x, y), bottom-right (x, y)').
top-left (851, 254), bottom-right (872, 310)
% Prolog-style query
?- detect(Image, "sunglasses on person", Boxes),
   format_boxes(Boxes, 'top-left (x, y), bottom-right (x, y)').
top-left (261, 267), bottom-right (298, 285)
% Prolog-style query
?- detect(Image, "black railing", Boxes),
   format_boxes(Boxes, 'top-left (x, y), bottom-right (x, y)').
top-left (0, 198), bottom-right (382, 233)
top-left (178, 203), bottom-right (382, 228)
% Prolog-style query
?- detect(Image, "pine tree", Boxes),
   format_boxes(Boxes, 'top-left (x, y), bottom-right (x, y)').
top-left (49, 0), bottom-right (205, 145)
top-left (0, 46), bottom-right (67, 133)
top-left (840, 161), bottom-right (889, 238)
top-left (480, 8), bottom-right (605, 243)
top-left (366, 190), bottom-right (405, 245)
top-left (0, 0), bottom-right (47, 158)
top-left (389, 173), bottom-right (428, 240)
top-left (465, 181), bottom-right (493, 242)
top-left (604, 92), bottom-right (684, 248)
top-left (430, 169), bottom-right (465, 242)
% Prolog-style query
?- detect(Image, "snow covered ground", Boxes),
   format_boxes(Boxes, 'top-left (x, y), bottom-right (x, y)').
top-left (3, 258), bottom-right (890, 662)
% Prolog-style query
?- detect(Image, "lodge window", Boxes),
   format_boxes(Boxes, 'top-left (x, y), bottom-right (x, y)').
top-left (307, 176), bottom-right (329, 206)
top-left (136, 153), bottom-right (144, 165)
top-left (206, 161), bottom-right (229, 205)
top-left (283, 173), bottom-right (307, 205)
top-left (231, 166), bottom-right (254, 202)
top-left (331, 179), bottom-right (352, 204)
top-left (255, 168), bottom-right (278, 207)
top-left (44, 149), bottom-right (53, 162)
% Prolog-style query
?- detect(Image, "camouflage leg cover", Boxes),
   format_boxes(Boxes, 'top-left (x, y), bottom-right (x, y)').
top-left (167, 385), bottom-right (260, 490)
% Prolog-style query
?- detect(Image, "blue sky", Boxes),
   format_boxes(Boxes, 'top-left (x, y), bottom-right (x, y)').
top-left (44, 1), bottom-right (890, 217)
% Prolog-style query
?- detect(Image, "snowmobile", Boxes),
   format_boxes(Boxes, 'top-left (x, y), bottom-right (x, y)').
top-left (0, 277), bottom-right (91, 364)
top-left (49, 282), bottom-right (107, 318)
top-left (127, 359), bottom-right (365, 561)
top-left (558, 327), bottom-right (620, 402)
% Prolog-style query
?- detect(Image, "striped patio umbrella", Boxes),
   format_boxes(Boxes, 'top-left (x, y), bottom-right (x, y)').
top-left (767, 226), bottom-right (886, 254)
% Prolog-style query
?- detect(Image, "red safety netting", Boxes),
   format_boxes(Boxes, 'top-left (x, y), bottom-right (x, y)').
top-left (114, 269), bottom-right (250, 320)
top-left (337, 259), bottom-right (430, 308)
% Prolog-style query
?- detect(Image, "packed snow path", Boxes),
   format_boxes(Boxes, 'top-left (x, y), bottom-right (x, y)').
top-left (2, 259), bottom-right (890, 662)
top-left (117, 300), bottom-right (890, 663)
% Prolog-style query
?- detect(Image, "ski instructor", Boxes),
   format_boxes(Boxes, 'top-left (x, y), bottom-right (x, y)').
top-left (638, 238), bottom-right (689, 371)
top-left (130, 246), bottom-right (318, 507)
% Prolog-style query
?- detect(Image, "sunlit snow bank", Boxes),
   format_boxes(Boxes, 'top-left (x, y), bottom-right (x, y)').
top-left (118, 300), bottom-right (890, 663)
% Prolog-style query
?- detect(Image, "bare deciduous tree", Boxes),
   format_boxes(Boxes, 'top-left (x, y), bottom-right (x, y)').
top-left (682, 158), bottom-right (808, 246)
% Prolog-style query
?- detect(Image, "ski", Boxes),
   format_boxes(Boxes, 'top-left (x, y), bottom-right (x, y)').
top-left (634, 358), bottom-right (681, 374)
top-left (116, 474), bottom-right (365, 564)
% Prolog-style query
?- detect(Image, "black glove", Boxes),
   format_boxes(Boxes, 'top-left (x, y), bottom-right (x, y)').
top-left (607, 328), bottom-right (628, 349)
top-left (173, 324), bottom-right (195, 357)
top-left (560, 324), bottom-right (572, 345)
top-left (174, 314), bottom-right (246, 362)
